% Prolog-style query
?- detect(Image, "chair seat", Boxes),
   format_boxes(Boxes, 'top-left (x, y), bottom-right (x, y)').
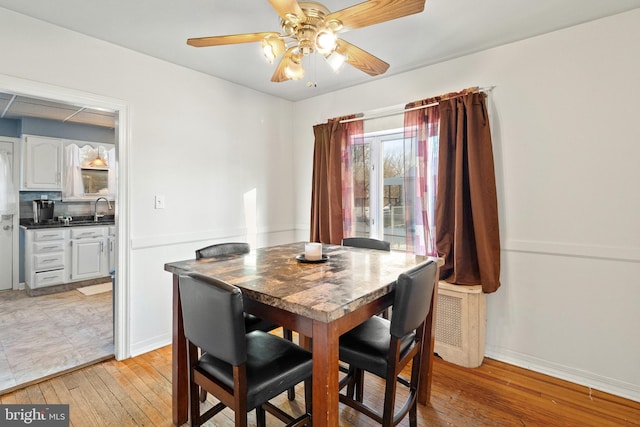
top-left (339, 316), bottom-right (416, 379)
top-left (198, 330), bottom-right (312, 410)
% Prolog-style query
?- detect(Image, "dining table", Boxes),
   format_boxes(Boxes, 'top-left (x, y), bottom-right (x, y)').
top-left (165, 241), bottom-right (441, 427)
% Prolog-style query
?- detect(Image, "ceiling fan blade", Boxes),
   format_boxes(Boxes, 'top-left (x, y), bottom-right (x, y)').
top-left (327, 0), bottom-right (426, 31)
top-left (336, 39), bottom-right (389, 76)
top-left (187, 32), bottom-right (280, 47)
top-left (268, 0), bottom-right (306, 24)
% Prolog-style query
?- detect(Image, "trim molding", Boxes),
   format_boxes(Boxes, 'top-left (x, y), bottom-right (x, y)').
top-left (130, 223), bottom-right (296, 250)
top-left (130, 333), bottom-right (171, 358)
top-left (485, 345), bottom-right (640, 403)
top-left (504, 239), bottom-right (640, 263)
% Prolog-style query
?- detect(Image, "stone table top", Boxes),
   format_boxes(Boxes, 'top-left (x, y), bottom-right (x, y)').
top-left (165, 241), bottom-right (432, 323)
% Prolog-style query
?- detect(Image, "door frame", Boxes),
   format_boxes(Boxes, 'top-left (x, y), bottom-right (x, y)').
top-left (0, 73), bottom-right (131, 360)
top-left (0, 138), bottom-right (19, 291)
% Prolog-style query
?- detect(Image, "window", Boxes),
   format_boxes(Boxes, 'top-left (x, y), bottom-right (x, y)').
top-left (351, 129), bottom-right (410, 250)
top-left (62, 142), bottom-right (116, 201)
top-left (349, 118), bottom-right (438, 254)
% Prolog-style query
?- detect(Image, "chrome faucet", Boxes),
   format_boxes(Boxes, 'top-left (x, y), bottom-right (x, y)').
top-left (94, 197), bottom-right (113, 222)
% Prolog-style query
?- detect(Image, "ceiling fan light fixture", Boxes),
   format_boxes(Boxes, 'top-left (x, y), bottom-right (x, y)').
top-left (326, 50), bottom-right (347, 73)
top-left (188, 0), bottom-right (427, 83)
top-left (284, 55), bottom-right (304, 80)
top-left (261, 36), bottom-right (285, 64)
top-left (315, 29), bottom-right (336, 55)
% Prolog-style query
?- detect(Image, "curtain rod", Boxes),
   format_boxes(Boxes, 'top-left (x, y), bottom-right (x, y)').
top-left (338, 86), bottom-right (495, 124)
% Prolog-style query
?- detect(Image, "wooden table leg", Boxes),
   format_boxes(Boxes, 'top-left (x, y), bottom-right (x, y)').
top-left (311, 320), bottom-right (339, 427)
top-left (418, 280), bottom-right (439, 405)
top-left (172, 274), bottom-right (188, 425)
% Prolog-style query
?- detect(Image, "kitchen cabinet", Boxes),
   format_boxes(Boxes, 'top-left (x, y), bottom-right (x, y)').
top-left (22, 135), bottom-right (63, 190)
top-left (23, 225), bottom-right (111, 290)
top-left (69, 227), bottom-right (108, 281)
top-left (23, 228), bottom-right (66, 289)
top-left (108, 226), bottom-right (116, 272)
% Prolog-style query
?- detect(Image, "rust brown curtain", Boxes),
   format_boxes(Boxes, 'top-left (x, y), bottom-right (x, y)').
top-left (310, 116), bottom-right (363, 244)
top-left (436, 92), bottom-right (501, 293)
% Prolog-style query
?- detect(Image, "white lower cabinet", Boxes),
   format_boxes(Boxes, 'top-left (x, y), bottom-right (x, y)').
top-left (24, 228), bottom-right (66, 289)
top-left (23, 225), bottom-right (110, 289)
top-left (68, 227), bottom-right (108, 282)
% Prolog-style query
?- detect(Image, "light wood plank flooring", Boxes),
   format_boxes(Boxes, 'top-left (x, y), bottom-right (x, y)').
top-left (0, 287), bottom-right (113, 394)
top-left (2, 344), bottom-right (638, 426)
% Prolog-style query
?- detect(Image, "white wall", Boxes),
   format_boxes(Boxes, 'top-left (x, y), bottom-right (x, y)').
top-left (2, 4), bottom-right (638, 403)
top-left (0, 8), bottom-right (297, 356)
top-left (291, 10), bottom-right (640, 402)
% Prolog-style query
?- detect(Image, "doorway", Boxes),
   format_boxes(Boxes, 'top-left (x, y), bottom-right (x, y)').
top-left (0, 74), bottom-right (130, 390)
top-left (0, 140), bottom-right (18, 291)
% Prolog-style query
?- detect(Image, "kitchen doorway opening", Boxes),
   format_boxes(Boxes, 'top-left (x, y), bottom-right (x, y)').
top-left (0, 74), bottom-right (130, 391)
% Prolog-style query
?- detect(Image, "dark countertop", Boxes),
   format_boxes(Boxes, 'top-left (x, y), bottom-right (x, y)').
top-left (20, 215), bottom-right (115, 229)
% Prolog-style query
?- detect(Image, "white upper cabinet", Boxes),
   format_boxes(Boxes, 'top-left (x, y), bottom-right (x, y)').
top-left (22, 135), bottom-right (63, 190)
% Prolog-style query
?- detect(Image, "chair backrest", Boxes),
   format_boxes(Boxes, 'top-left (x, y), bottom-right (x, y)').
top-left (196, 242), bottom-right (250, 259)
top-left (390, 260), bottom-right (437, 338)
top-left (179, 272), bottom-right (247, 365)
top-left (342, 237), bottom-right (391, 252)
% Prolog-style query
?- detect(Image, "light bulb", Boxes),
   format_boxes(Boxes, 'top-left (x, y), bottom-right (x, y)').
top-left (315, 30), bottom-right (337, 55)
top-left (261, 37), bottom-right (285, 64)
top-left (284, 58), bottom-right (304, 80)
top-left (326, 51), bottom-right (347, 73)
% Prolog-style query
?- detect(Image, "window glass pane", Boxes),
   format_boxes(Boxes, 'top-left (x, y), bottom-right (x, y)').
top-left (383, 137), bottom-right (405, 250)
top-left (351, 141), bottom-right (370, 237)
top-left (81, 169), bottom-right (109, 194)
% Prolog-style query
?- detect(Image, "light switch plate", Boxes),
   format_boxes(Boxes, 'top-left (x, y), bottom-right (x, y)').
top-left (154, 195), bottom-right (165, 209)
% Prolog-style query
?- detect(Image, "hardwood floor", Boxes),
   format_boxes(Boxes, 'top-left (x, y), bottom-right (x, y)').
top-left (2, 344), bottom-right (638, 426)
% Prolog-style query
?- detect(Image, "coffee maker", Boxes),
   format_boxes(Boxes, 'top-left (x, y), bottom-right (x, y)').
top-left (33, 200), bottom-right (55, 224)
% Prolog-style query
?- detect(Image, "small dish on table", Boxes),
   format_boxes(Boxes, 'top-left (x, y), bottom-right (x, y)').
top-left (296, 254), bottom-right (329, 263)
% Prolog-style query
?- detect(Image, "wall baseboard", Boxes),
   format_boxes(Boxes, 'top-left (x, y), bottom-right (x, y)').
top-left (130, 334), bottom-right (172, 358)
top-left (485, 345), bottom-right (640, 403)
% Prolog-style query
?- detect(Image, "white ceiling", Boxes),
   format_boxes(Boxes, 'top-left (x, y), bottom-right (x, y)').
top-left (0, 0), bottom-right (639, 105)
top-left (0, 92), bottom-right (116, 128)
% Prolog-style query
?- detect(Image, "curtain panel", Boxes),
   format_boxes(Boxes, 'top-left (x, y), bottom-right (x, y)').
top-left (310, 116), bottom-right (363, 244)
top-left (436, 92), bottom-right (501, 293)
top-left (403, 100), bottom-right (440, 257)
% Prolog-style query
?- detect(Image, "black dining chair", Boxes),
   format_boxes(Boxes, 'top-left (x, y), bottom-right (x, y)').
top-left (337, 260), bottom-right (437, 427)
top-left (342, 237), bottom-right (391, 252)
top-left (195, 242), bottom-right (252, 259)
top-left (195, 242), bottom-right (295, 400)
top-left (179, 272), bottom-right (312, 427)
top-left (342, 237), bottom-right (391, 319)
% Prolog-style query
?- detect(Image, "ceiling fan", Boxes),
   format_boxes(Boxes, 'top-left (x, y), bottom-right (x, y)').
top-left (187, 0), bottom-right (427, 83)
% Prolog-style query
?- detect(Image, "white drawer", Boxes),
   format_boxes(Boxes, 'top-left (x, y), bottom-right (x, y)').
top-left (70, 227), bottom-right (106, 239)
top-left (108, 226), bottom-right (116, 236)
top-left (33, 241), bottom-right (65, 253)
top-left (34, 252), bottom-right (65, 270)
top-left (33, 229), bottom-right (65, 241)
top-left (33, 269), bottom-right (65, 288)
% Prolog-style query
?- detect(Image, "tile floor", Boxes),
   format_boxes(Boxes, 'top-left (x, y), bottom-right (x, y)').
top-left (0, 285), bottom-right (113, 394)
